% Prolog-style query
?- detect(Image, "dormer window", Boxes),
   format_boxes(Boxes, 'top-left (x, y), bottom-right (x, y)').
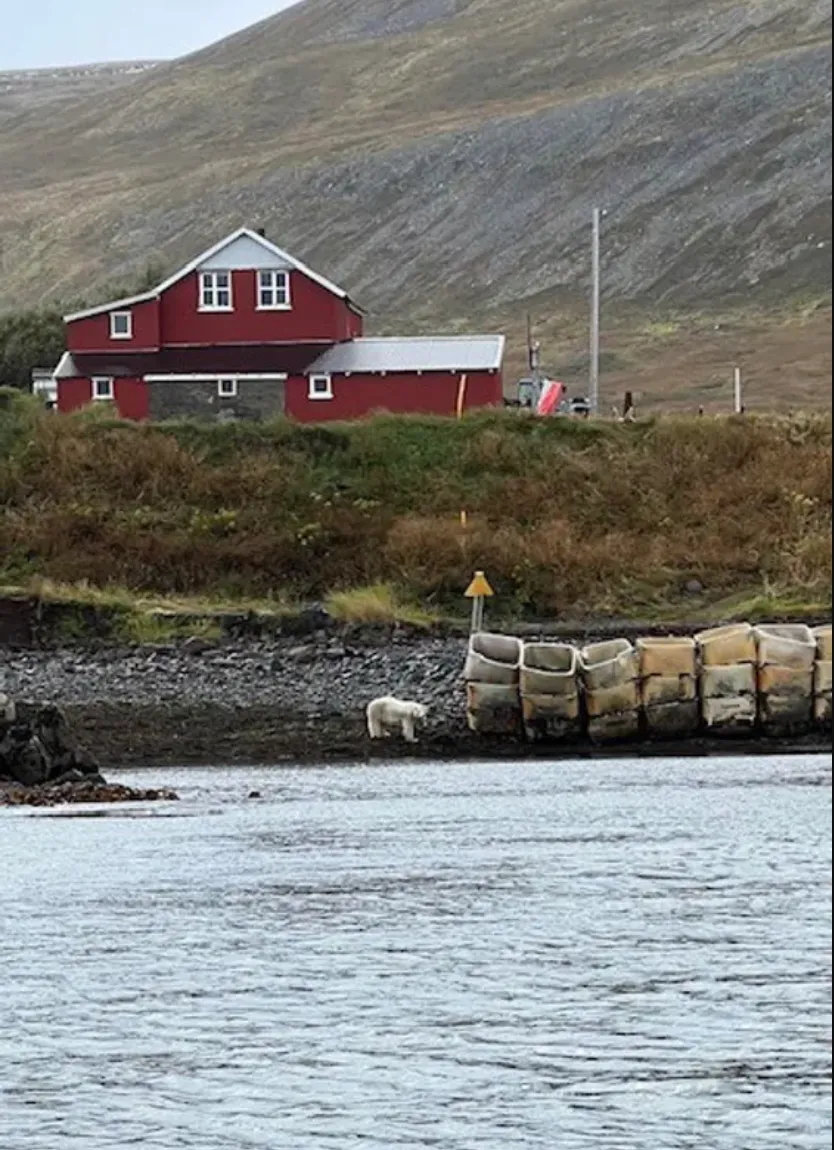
top-left (109, 311), bottom-right (132, 340)
top-left (200, 271), bottom-right (233, 312)
top-left (258, 270), bottom-right (291, 310)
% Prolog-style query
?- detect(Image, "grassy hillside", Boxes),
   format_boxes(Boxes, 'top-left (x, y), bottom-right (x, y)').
top-left (0, 391), bottom-right (830, 621)
top-left (0, 0), bottom-right (830, 409)
top-left (0, 62), bottom-right (158, 122)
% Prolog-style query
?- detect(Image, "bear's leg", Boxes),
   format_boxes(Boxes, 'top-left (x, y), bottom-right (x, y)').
top-left (401, 716), bottom-right (418, 744)
top-left (367, 706), bottom-right (385, 739)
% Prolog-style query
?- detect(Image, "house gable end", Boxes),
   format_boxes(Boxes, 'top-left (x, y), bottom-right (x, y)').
top-left (64, 227), bottom-right (360, 324)
top-left (198, 234), bottom-right (293, 273)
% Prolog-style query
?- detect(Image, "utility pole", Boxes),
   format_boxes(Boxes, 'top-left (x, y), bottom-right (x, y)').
top-left (590, 207), bottom-right (602, 416)
top-left (733, 367), bottom-right (744, 414)
top-left (527, 314), bottom-right (542, 373)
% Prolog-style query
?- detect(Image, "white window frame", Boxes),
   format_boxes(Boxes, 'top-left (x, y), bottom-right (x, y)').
top-left (109, 311), bottom-right (133, 340)
top-left (217, 378), bottom-right (238, 398)
top-left (257, 270), bottom-right (291, 311)
top-left (199, 271), bottom-right (234, 312)
top-left (308, 373), bottom-right (334, 401)
top-left (92, 377), bottom-right (114, 402)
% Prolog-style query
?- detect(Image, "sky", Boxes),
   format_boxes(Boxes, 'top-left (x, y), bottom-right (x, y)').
top-left (1, 0), bottom-right (298, 71)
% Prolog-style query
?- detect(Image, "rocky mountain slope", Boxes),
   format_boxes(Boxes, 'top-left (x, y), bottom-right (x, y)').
top-left (0, 62), bottom-right (157, 121)
top-left (0, 0), bottom-right (830, 401)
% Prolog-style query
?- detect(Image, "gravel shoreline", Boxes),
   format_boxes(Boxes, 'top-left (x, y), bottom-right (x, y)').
top-left (2, 634), bottom-right (469, 721)
top-left (2, 635), bottom-right (830, 767)
top-left (2, 634), bottom-right (470, 765)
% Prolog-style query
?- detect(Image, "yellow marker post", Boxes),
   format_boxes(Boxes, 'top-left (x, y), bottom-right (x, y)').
top-left (464, 570), bottom-right (495, 634)
top-left (457, 375), bottom-right (469, 529)
top-left (456, 373), bottom-right (469, 419)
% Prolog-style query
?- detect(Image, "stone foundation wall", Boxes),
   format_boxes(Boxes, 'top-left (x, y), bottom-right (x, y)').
top-left (149, 379), bottom-right (286, 422)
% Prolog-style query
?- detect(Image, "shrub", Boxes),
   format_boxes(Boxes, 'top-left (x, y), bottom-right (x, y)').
top-left (0, 408), bottom-right (830, 619)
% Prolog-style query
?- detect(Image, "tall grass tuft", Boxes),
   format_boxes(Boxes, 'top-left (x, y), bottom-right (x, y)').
top-left (326, 584), bottom-right (437, 626)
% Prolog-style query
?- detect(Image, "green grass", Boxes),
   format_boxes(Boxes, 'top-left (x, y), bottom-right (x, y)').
top-left (3, 575), bottom-right (297, 619)
top-left (0, 401), bottom-right (830, 626)
top-left (686, 585), bottom-right (833, 625)
top-left (325, 583), bottom-right (440, 626)
top-left (112, 613), bottom-right (225, 646)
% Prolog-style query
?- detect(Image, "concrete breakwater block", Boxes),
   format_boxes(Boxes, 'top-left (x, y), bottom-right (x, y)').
top-left (755, 624), bottom-right (815, 733)
top-left (756, 624), bottom-right (817, 671)
top-left (759, 691), bottom-right (813, 731)
top-left (466, 681), bottom-right (521, 735)
top-left (520, 643), bottom-right (581, 742)
top-left (696, 626), bottom-right (757, 734)
top-left (580, 640), bottom-right (640, 744)
top-left (638, 637), bottom-right (699, 738)
top-left (464, 633), bottom-right (523, 733)
top-left (814, 625), bottom-right (833, 662)
top-left (579, 639), bottom-right (639, 692)
top-left (813, 626), bottom-right (832, 728)
top-left (701, 663), bottom-right (758, 698)
top-left (587, 711), bottom-right (641, 744)
top-left (643, 700), bottom-right (701, 738)
top-left (642, 674), bottom-right (698, 707)
top-left (701, 694), bottom-right (758, 730)
top-left (464, 633), bottom-right (522, 686)
top-left (814, 660), bottom-right (833, 695)
top-left (461, 619), bottom-right (829, 747)
top-left (584, 680), bottom-right (641, 718)
top-left (814, 691), bottom-right (832, 727)
top-left (697, 623), bottom-right (757, 668)
top-left (637, 636), bottom-right (697, 679)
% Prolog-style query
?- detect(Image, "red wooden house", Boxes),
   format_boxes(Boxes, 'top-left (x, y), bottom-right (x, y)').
top-left (54, 228), bottom-right (505, 422)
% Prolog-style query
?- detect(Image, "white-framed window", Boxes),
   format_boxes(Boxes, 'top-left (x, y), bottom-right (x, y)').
top-left (257, 270), bottom-right (291, 310)
top-left (308, 374), bottom-right (333, 401)
top-left (109, 311), bottom-right (133, 340)
top-left (92, 377), bottom-right (114, 402)
top-left (217, 379), bottom-right (238, 398)
top-left (199, 271), bottom-right (233, 311)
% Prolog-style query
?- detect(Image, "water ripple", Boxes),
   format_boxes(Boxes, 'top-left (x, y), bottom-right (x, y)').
top-left (0, 754), bottom-right (830, 1149)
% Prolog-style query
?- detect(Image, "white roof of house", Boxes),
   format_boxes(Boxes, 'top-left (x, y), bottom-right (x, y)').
top-left (307, 337), bottom-right (505, 375)
top-left (63, 228), bottom-right (357, 322)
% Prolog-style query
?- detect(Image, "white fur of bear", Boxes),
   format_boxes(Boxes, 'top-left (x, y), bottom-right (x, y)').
top-left (0, 693), bottom-right (16, 724)
top-left (366, 697), bottom-right (429, 744)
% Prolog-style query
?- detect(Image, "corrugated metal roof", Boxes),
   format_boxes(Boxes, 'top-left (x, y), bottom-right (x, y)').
top-left (54, 338), bottom-right (506, 381)
top-left (307, 336), bottom-right (505, 375)
top-left (54, 345), bottom-right (328, 379)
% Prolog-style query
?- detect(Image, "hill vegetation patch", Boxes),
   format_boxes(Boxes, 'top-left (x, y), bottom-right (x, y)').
top-left (0, 392), bottom-right (829, 622)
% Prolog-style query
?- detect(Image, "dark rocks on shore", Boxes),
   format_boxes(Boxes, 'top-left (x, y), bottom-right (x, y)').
top-left (0, 701), bottom-right (178, 807)
top-left (1, 779), bottom-right (180, 808)
top-left (0, 703), bottom-right (102, 787)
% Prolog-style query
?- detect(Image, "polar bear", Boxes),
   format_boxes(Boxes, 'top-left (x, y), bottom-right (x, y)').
top-left (366, 697), bottom-right (429, 744)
